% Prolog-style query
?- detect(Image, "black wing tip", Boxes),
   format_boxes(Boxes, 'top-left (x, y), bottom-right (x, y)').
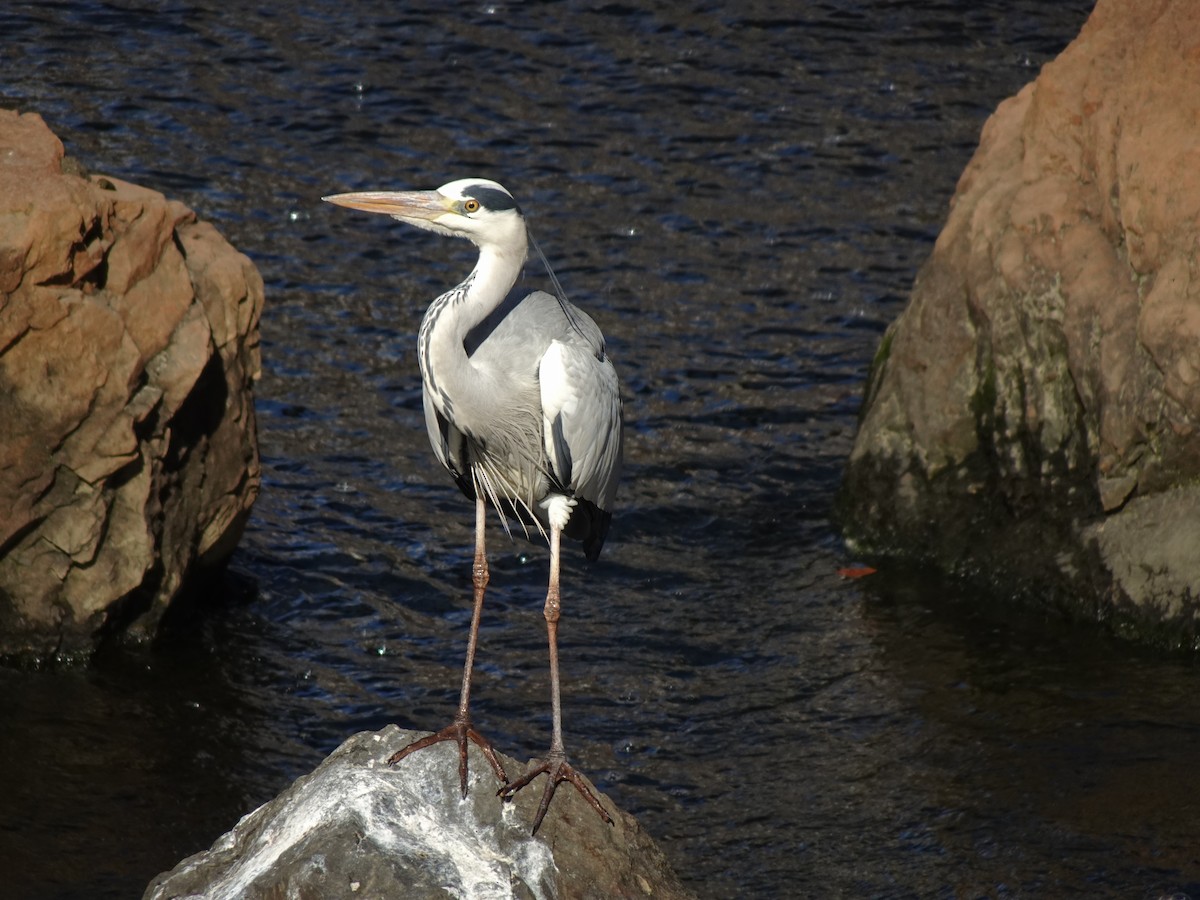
top-left (575, 504), bottom-right (612, 562)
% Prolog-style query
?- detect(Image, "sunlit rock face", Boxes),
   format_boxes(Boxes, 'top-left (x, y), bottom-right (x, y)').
top-left (840, 0), bottom-right (1200, 642)
top-left (0, 109), bottom-right (263, 660)
top-left (144, 726), bottom-right (694, 900)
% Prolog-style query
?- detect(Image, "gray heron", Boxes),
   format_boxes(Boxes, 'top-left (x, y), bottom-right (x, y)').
top-left (323, 178), bottom-right (623, 835)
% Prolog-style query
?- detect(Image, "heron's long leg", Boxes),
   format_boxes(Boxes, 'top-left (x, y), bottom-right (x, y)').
top-left (498, 524), bottom-right (613, 835)
top-left (388, 493), bottom-right (508, 796)
top-left (546, 521), bottom-right (565, 754)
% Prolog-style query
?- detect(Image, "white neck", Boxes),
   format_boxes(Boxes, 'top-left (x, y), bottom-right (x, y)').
top-left (465, 237), bottom-right (526, 318)
top-left (418, 232), bottom-right (528, 403)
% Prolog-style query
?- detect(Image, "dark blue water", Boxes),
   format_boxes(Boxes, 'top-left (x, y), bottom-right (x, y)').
top-left (7, 2), bottom-right (1200, 898)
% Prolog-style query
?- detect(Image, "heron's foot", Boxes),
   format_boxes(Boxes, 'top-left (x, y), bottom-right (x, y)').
top-left (388, 717), bottom-right (508, 798)
top-left (498, 749), bottom-right (614, 836)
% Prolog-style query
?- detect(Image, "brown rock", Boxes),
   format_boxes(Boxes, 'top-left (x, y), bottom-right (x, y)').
top-left (0, 109), bottom-right (263, 660)
top-left (840, 1), bottom-right (1200, 641)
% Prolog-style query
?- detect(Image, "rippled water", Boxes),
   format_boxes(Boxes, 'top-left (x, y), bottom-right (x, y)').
top-left (8, 2), bottom-right (1200, 899)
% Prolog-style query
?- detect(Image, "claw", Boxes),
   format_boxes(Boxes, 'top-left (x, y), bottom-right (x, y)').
top-left (389, 718), bottom-right (508, 797)
top-left (498, 750), bottom-right (613, 835)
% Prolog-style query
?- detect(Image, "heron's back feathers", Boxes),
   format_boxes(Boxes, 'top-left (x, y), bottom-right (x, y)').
top-left (422, 285), bottom-right (622, 558)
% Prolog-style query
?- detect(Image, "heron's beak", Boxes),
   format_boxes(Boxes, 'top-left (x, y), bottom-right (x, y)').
top-left (322, 190), bottom-right (452, 221)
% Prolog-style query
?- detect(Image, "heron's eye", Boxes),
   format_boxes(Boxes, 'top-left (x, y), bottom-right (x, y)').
top-left (463, 198), bottom-right (481, 213)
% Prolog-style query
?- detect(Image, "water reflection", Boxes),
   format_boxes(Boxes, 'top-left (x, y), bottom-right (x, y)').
top-left (856, 571), bottom-right (1200, 897)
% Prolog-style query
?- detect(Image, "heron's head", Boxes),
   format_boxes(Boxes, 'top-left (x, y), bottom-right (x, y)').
top-left (324, 178), bottom-right (527, 255)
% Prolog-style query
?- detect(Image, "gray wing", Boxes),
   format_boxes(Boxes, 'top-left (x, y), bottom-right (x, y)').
top-left (538, 326), bottom-right (623, 513)
top-left (433, 285), bottom-right (623, 556)
top-left (465, 287), bottom-right (621, 512)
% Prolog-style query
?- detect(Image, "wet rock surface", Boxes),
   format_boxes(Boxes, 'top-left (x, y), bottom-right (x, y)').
top-left (839, 0), bottom-right (1200, 640)
top-left (144, 726), bottom-right (694, 900)
top-left (0, 109), bottom-right (263, 660)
